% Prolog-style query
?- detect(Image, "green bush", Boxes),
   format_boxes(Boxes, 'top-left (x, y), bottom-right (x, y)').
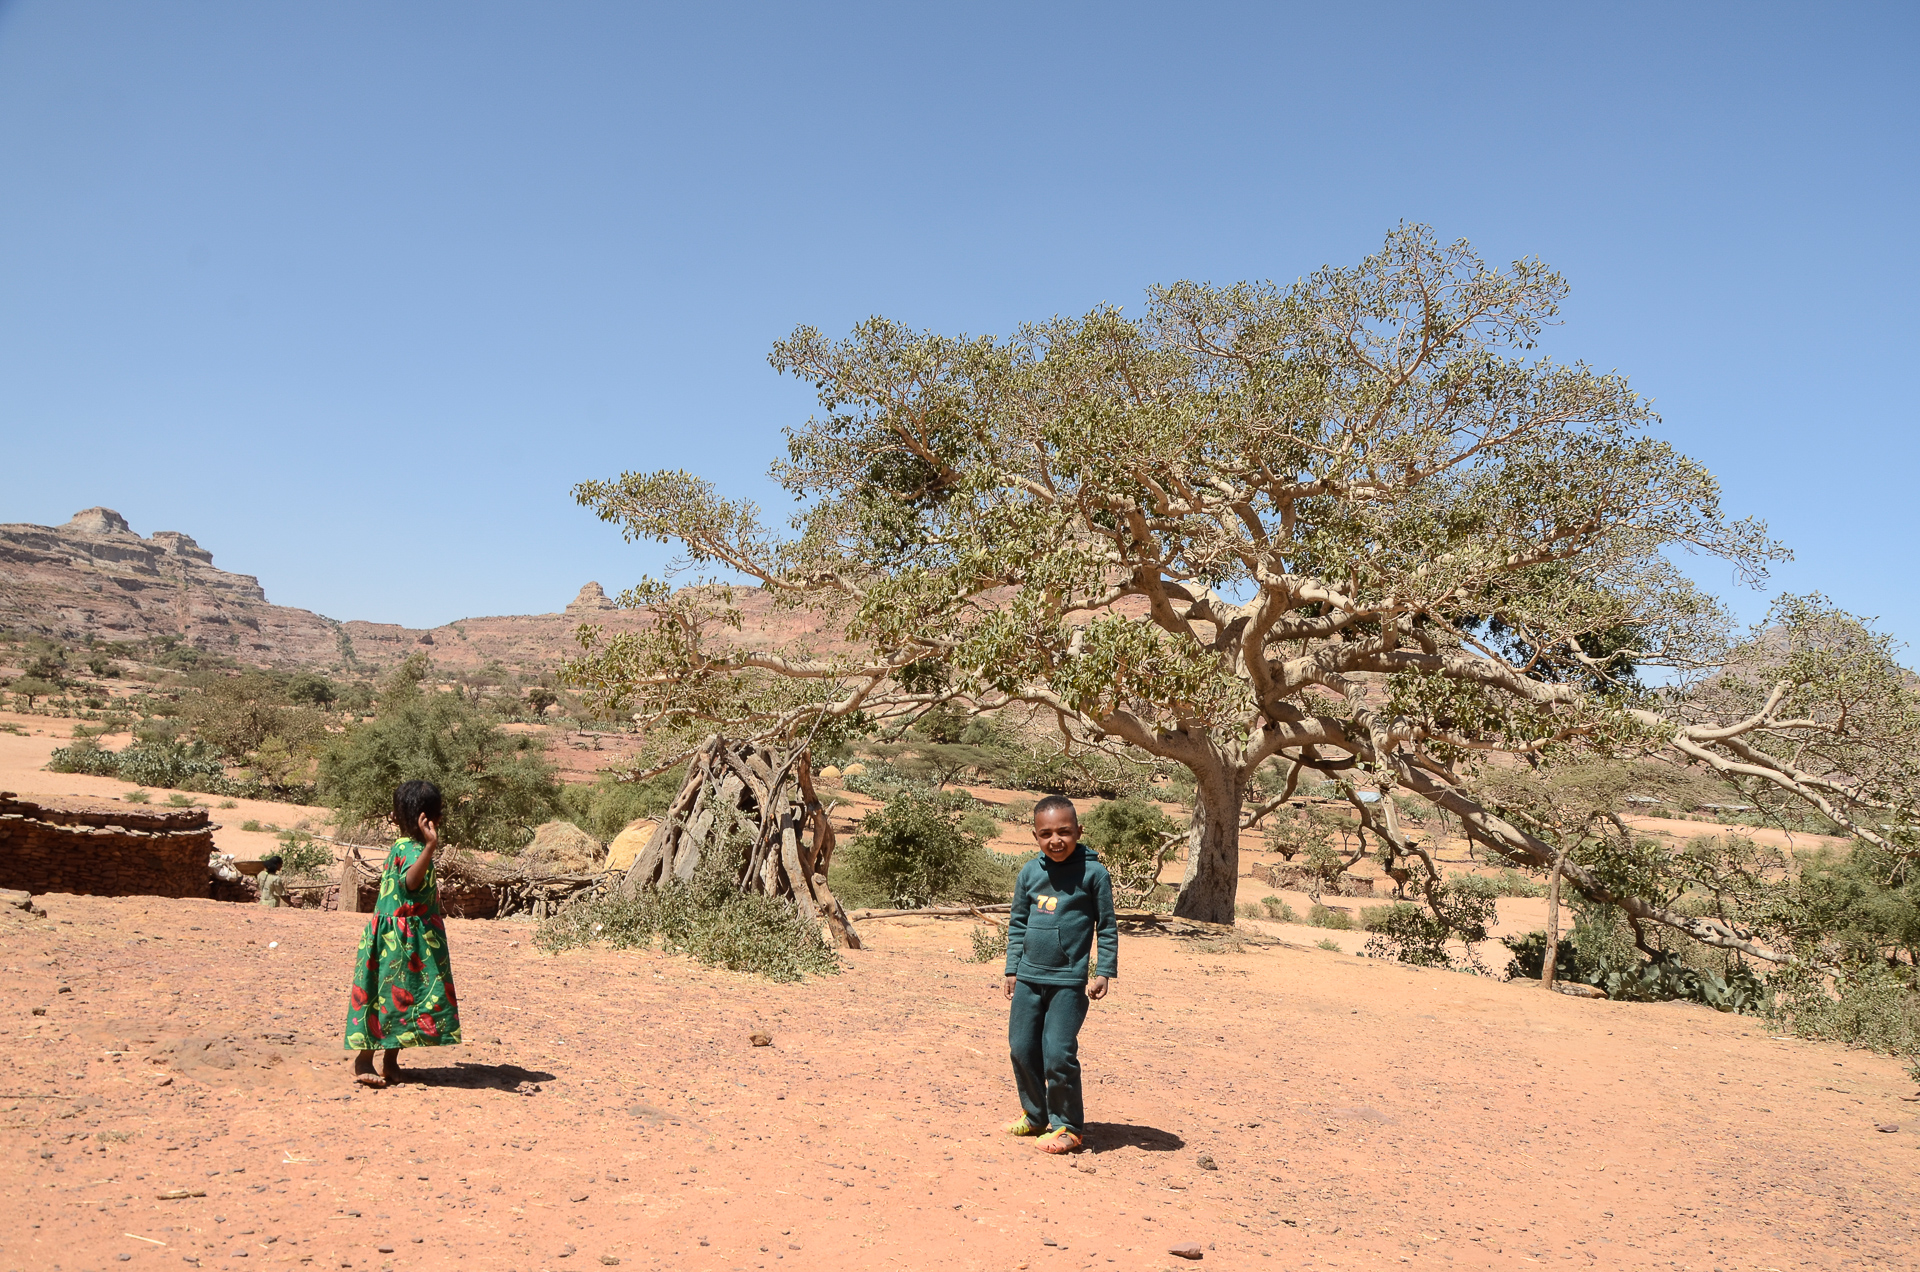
top-left (557, 769), bottom-right (684, 842)
top-left (1259, 895), bottom-right (1298, 922)
top-left (276, 830), bottom-right (333, 878)
top-left (1307, 903), bottom-right (1353, 930)
top-left (535, 845), bottom-right (839, 982)
top-left (970, 924), bottom-right (1009, 964)
top-left (316, 657), bottom-right (559, 853)
top-left (241, 819), bottom-right (264, 833)
top-left (1315, 937), bottom-right (1343, 951)
top-left (1361, 881), bottom-right (1494, 969)
top-left (1236, 901), bottom-right (1264, 920)
top-left (833, 789), bottom-right (1004, 910)
top-left (1080, 796), bottom-right (1179, 907)
top-left (1447, 869), bottom-right (1544, 900)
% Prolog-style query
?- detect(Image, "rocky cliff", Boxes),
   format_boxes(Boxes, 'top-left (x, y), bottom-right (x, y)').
top-left (0, 508), bottom-right (837, 674)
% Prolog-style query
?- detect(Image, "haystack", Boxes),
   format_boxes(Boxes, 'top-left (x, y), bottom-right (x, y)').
top-left (520, 820), bottom-right (604, 873)
top-left (603, 818), bottom-right (657, 874)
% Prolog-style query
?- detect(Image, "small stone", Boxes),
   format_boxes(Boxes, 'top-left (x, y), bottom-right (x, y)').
top-left (1041, 1237), bottom-right (1057, 1247)
top-left (31, 1006), bottom-right (45, 1016)
top-left (1196, 1153), bottom-right (1217, 1170)
top-left (1169, 1242), bottom-right (1204, 1260)
top-left (749, 1031), bottom-right (772, 1047)
top-left (1876, 1123), bottom-right (1899, 1133)
top-left (57, 985), bottom-right (71, 993)
top-left (571, 1193), bottom-right (589, 1202)
top-left (558, 1244), bottom-right (577, 1258)
top-left (376, 1248), bottom-right (393, 1254)
top-left (599, 1258), bottom-right (620, 1266)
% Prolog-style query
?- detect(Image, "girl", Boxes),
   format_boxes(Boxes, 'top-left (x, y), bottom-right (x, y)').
top-left (344, 779), bottom-right (461, 1087)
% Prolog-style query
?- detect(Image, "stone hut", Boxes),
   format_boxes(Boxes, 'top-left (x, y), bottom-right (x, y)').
top-left (0, 792), bottom-right (216, 898)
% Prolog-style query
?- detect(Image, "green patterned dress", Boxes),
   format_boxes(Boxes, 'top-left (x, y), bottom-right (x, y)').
top-left (343, 838), bottom-right (461, 1051)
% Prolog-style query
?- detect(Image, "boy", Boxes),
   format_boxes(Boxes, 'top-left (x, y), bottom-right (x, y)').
top-left (1003, 794), bottom-right (1118, 1154)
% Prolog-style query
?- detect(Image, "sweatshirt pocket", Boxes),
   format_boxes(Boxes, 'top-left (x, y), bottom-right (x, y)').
top-left (1022, 921), bottom-right (1068, 969)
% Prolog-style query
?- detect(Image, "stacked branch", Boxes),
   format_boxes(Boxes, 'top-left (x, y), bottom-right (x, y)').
top-left (620, 735), bottom-right (862, 949)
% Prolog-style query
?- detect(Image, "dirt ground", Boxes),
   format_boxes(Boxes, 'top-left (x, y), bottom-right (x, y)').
top-left (3, 891), bottom-right (1917, 1272)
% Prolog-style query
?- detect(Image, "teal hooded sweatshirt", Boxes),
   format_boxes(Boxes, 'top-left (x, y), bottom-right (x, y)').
top-left (1004, 846), bottom-right (1119, 987)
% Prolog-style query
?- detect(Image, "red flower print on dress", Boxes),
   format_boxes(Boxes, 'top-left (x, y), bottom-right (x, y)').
top-left (407, 953), bottom-right (423, 973)
top-left (397, 916), bottom-right (411, 938)
top-left (415, 1013), bottom-right (439, 1038)
top-left (350, 985), bottom-right (368, 1008)
top-left (391, 986), bottom-right (414, 1011)
top-left (368, 1010), bottom-right (385, 1041)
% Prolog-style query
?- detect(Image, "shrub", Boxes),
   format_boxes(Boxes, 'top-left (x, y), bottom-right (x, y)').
top-left (535, 845), bottom-right (839, 982)
top-left (970, 924), bottom-right (1009, 964)
top-left (1447, 869), bottom-right (1545, 900)
top-left (276, 830), bottom-right (333, 878)
top-left (1259, 896), bottom-right (1298, 923)
top-left (1307, 904), bottom-right (1353, 930)
top-left (241, 819), bottom-right (264, 833)
top-left (1361, 881), bottom-right (1495, 969)
top-left (316, 657), bottom-right (560, 853)
top-left (557, 769), bottom-right (684, 842)
top-left (1080, 796), bottom-right (1180, 908)
top-left (834, 789), bottom-right (1002, 910)
top-left (124, 789), bottom-right (150, 804)
top-left (1315, 938), bottom-right (1343, 951)
top-left (1236, 901), bottom-right (1264, 920)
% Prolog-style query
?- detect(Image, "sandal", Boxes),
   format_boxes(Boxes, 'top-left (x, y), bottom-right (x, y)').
top-left (353, 1072), bottom-right (387, 1089)
top-left (1004, 1114), bottom-right (1044, 1137)
top-left (1036, 1128), bottom-right (1082, 1154)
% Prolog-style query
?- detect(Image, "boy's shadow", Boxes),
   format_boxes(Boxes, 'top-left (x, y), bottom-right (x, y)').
top-left (400, 1062), bottom-right (555, 1092)
top-left (1081, 1123), bottom-right (1184, 1154)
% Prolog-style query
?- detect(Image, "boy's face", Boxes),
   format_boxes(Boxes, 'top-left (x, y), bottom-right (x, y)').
top-left (1032, 807), bottom-right (1082, 862)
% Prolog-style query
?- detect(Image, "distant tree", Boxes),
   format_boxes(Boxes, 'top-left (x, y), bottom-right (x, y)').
top-left (318, 656), bottom-right (561, 853)
top-left (524, 686), bottom-right (559, 717)
top-left (563, 225), bottom-right (1919, 968)
top-left (287, 673), bottom-right (338, 708)
top-left (9, 676), bottom-right (57, 709)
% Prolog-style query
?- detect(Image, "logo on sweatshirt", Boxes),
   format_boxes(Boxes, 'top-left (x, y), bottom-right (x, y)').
top-left (1036, 894), bottom-right (1059, 912)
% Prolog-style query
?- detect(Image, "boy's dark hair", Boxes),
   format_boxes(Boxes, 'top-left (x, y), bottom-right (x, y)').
top-left (393, 779), bottom-right (445, 838)
top-left (1033, 794), bottom-right (1078, 823)
top-left (262, 855), bottom-right (284, 874)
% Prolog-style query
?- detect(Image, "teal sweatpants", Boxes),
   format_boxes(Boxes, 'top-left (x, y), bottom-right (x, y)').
top-left (1009, 979), bottom-right (1089, 1133)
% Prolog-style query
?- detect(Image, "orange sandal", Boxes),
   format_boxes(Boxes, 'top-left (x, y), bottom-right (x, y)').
top-left (1036, 1127), bottom-right (1082, 1154)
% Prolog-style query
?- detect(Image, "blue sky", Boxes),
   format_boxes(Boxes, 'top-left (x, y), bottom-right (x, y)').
top-left (1, 3), bottom-right (1914, 649)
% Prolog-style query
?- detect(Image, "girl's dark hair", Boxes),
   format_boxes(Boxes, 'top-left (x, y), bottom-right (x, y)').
top-left (1033, 794), bottom-right (1079, 823)
top-left (393, 780), bottom-right (445, 839)
top-left (262, 855), bottom-right (284, 874)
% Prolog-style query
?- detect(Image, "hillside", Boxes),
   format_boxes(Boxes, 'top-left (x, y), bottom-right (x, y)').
top-left (0, 507), bottom-right (837, 676)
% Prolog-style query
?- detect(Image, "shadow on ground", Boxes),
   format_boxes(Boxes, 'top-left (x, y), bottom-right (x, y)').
top-left (399, 1062), bottom-right (557, 1091)
top-left (1083, 1122), bottom-right (1185, 1153)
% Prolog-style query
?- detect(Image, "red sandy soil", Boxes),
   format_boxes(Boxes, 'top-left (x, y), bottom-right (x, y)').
top-left (4, 892), bottom-right (1918, 1272)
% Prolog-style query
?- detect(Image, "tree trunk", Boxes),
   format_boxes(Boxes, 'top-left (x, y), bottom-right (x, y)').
top-left (1542, 847), bottom-right (1567, 992)
top-left (1173, 766), bottom-right (1243, 925)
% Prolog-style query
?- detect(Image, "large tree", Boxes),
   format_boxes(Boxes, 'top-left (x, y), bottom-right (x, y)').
top-left (567, 225), bottom-right (1918, 957)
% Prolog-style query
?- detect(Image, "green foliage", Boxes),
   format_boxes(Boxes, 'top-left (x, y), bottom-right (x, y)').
top-left (1361, 880), bottom-right (1496, 969)
top-left (9, 676), bottom-right (58, 707)
top-left (276, 830), bottom-right (333, 878)
top-left (1315, 938), bottom-right (1343, 952)
top-left (535, 847), bottom-right (839, 982)
top-left (45, 736), bottom-right (308, 800)
top-left (1080, 796), bottom-right (1179, 907)
top-left (1499, 928), bottom-right (1768, 1013)
top-left (834, 788), bottom-right (1004, 910)
top-left (1259, 895), bottom-right (1298, 922)
top-left (1766, 962), bottom-right (1920, 1071)
top-left (316, 657), bottom-right (560, 853)
top-left (557, 769), bottom-right (684, 842)
top-left (123, 788), bottom-right (150, 804)
top-left (970, 924), bottom-right (1009, 964)
top-left (287, 673), bottom-right (338, 707)
top-left (1446, 869), bottom-right (1545, 900)
top-left (1235, 901), bottom-right (1264, 920)
top-left (241, 819), bottom-right (264, 833)
top-left (1307, 904), bottom-right (1353, 931)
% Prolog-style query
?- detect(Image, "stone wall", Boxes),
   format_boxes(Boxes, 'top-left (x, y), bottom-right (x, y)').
top-left (0, 792), bottom-right (216, 898)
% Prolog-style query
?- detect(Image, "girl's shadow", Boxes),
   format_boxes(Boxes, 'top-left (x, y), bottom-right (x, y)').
top-left (400, 1062), bottom-right (555, 1091)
